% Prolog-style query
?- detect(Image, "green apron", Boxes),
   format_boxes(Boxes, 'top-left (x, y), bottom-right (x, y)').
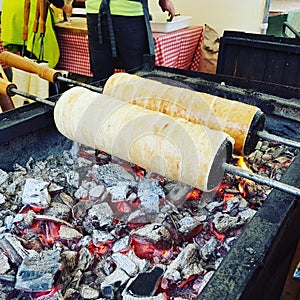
top-left (98, 0), bottom-right (154, 57)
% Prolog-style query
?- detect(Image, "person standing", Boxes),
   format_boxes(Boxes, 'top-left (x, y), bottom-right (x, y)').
top-left (85, 0), bottom-right (175, 82)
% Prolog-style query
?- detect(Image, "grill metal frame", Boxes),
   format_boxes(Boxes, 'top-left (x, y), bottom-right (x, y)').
top-left (0, 67), bottom-right (299, 299)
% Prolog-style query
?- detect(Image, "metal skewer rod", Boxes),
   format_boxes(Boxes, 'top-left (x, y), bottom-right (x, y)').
top-left (55, 76), bottom-right (103, 93)
top-left (0, 77), bottom-right (55, 107)
top-left (223, 162), bottom-right (300, 198)
top-left (0, 51), bottom-right (103, 93)
top-left (9, 87), bottom-right (55, 107)
top-left (257, 130), bottom-right (300, 149)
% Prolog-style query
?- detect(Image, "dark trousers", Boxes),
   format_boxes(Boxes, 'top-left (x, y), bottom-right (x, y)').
top-left (87, 13), bottom-right (149, 82)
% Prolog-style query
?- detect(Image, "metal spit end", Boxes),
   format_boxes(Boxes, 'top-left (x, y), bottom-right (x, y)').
top-left (207, 139), bottom-right (233, 191)
top-left (243, 110), bottom-right (266, 156)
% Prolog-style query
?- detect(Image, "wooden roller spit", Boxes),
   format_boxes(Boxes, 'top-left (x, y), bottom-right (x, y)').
top-left (0, 51), bottom-right (103, 93)
top-left (0, 77), bottom-right (233, 192)
top-left (103, 73), bottom-right (265, 156)
top-left (54, 86), bottom-right (233, 192)
top-left (3, 52), bottom-right (300, 152)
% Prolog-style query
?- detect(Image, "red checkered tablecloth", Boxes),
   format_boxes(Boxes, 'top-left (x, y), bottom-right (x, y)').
top-left (153, 26), bottom-right (203, 71)
top-left (56, 25), bottom-right (203, 77)
top-left (56, 32), bottom-right (92, 77)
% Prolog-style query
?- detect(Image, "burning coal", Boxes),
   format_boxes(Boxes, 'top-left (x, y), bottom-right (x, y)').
top-left (0, 139), bottom-right (297, 299)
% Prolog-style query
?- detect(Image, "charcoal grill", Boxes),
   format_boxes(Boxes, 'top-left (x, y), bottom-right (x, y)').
top-left (0, 66), bottom-right (300, 299)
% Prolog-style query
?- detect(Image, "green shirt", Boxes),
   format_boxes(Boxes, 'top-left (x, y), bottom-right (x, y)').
top-left (85, 0), bottom-right (144, 16)
top-left (1, 0), bottom-right (60, 68)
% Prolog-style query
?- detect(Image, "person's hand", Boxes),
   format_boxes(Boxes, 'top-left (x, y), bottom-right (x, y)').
top-left (62, 0), bottom-right (73, 17)
top-left (158, 0), bottom-right (176, 21)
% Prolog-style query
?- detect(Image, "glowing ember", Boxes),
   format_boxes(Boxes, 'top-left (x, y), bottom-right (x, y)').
top-left (186, 189), bottom-right (202, 201)
top-left (1, 139), bottom-right (297, 299)
top-left (238, 182), bottom-right (249, 198)
top-left (223, 193), bottom-right (235, 202)
top-left (237, 157), bottom-right (254, 198)
top-left (20, 205), bottom-right (44, 214)
top-left (237, 157), bottom-right (251, 171)
top-left (33, 285), bottom-right (62, 299)
top-left (209, 223), bottom-right (226, 242)
top-left (178, 274), bottom-right (197, 288)
top-left (88, 241), bottom-right (113, 255)
top-left (131, 236), bottom-right (173, 261)
top-left (116, 201), bottom-right (132, 214)
top-left (282, 159), bottom-right (291, 168)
